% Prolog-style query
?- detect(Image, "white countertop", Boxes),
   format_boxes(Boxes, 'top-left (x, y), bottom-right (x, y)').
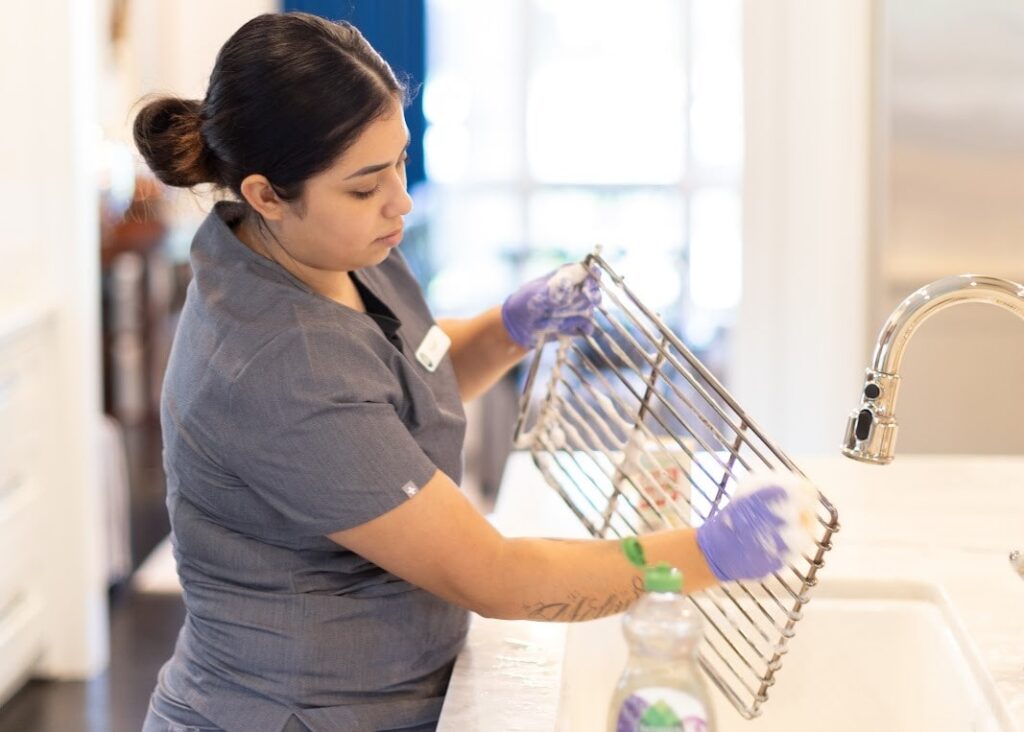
top-left (438, 451), bottom-right (1024, 731)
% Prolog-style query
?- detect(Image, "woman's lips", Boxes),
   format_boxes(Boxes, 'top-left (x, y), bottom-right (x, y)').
top-left (376, 228), bottom-right (404, 246)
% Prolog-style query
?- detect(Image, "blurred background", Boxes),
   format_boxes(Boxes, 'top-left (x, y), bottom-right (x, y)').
top-left (1, 0), bottom-right (1023, 729)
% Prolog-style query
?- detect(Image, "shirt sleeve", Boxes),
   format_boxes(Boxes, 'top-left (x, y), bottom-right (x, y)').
top-left (224, 328), bottom-right (439, 536)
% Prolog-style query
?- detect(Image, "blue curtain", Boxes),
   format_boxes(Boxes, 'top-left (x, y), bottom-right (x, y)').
top-left (281, 0), bottom-right (428, 188)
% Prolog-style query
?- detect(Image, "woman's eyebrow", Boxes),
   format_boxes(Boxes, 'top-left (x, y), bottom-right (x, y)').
top-left (344, 138), bottom-right (411, 180)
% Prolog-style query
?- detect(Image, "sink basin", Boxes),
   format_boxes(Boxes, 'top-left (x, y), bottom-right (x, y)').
top-left (558, 579), bottom-right (1013, 731)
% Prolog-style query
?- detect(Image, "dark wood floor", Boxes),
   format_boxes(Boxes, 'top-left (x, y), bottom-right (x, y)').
top-left (0, 588), bottom-right (185, 732)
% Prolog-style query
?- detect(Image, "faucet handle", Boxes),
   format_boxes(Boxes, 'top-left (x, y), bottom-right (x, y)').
top-left (1011, 550), bottom-right (1024, 578)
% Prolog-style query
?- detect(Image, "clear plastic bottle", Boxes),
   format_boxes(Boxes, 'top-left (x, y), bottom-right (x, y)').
top-left (608, 556), bottom-right (714, 732)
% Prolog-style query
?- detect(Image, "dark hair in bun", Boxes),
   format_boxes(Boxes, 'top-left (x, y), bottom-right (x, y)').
top-left (132, 12), bottom-right (405, 203)
top-left (133, 97), bottom-right (219, 188)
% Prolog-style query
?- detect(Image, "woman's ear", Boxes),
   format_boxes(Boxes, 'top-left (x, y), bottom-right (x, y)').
top-left (239, 174), bottom-right (286, 221)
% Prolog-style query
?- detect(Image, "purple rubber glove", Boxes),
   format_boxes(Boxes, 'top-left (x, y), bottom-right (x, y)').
top-left (501, 263), bottom-right (602, 348)
top-left (696, 486), bottom-right (790, 582)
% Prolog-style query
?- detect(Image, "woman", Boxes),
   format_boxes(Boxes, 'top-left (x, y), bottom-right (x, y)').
top-left (135, 13), bottom-right (801, 732)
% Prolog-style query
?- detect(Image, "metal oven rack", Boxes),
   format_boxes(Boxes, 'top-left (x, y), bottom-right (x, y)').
top-left (512, 251), bottom-right (840, 719)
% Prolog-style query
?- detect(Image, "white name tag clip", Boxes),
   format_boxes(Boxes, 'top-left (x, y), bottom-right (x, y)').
top-left (415, 325), bottom-right (451, 373)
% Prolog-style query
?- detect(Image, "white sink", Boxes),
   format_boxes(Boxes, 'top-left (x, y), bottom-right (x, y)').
top-left (558, 579), bottom-right (1014, 731)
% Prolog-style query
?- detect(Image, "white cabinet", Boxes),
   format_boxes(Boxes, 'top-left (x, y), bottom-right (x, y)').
top-left (0, 321), bottom-right (47, 705)
top-left (0, 471), bottom-right (39, 622)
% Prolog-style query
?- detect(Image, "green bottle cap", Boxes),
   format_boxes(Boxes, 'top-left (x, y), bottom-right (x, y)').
top-left (621, 536), bottom-right (646, 568)
top-left (621, 538), bottom-right (684, 593)
top-left (644, 562), bottom-right (683, 593)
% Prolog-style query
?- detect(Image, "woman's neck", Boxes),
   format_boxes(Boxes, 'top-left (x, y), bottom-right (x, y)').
top-left (234, 216), bottom-right (365, 312)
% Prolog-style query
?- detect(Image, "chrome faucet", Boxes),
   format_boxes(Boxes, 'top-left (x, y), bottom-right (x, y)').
top-left (843, 274), bottom-right (1024, 581)
top-left (842, 274), bottom-right (1024, 465)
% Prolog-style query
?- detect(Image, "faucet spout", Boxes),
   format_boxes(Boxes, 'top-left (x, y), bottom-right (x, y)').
top-left (842, 274), bottom-right (1024, 464)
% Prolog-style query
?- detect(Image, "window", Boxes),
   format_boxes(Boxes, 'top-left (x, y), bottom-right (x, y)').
top-left (422, 0), bottom-right (742, 354)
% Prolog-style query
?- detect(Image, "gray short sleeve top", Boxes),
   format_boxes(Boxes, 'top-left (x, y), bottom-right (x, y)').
top-left (154, 202), bottom-right (469, 732)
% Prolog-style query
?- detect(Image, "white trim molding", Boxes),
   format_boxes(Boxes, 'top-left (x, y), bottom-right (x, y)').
top-left (732, 0), bottom-right (873, 454)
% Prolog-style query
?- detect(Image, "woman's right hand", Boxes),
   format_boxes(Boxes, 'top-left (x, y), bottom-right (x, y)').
top-left (695, 484), bottom-right (804, 582)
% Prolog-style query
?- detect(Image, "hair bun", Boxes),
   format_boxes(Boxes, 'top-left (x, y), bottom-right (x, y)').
top-left (133, 96), bottom-right (219, 188)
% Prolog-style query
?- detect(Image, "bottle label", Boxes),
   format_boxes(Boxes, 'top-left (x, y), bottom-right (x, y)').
top-left (621, 437), bottom-right (695, 532)
top-left (615, 687), bottom-right (709, 732)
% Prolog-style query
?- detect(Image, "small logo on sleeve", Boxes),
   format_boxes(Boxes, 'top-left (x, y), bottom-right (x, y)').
top-left (401, 481), bottom-right (419, 497)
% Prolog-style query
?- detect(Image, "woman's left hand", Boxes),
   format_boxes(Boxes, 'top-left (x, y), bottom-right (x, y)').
top-left (501, 263), bottom-right (602, 348)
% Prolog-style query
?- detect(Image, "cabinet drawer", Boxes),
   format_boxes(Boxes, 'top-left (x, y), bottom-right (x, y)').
top-left (0, 471), bottom-right (36, 609)
top-left (0, 329), bottom-right (43, 446)
top-left (0, 591), bottom-right (44, 706)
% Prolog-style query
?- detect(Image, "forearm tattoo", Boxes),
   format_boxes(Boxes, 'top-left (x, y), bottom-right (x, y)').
top-left (522, 575), bottom-right (644, 622)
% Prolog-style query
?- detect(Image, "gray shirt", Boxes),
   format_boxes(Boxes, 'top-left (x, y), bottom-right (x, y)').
top-left (153, 201), bottom-right (469, 732)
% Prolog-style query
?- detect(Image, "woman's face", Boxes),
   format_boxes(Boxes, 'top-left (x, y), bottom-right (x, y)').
top-left (276, 98), bottom-right (413, 272)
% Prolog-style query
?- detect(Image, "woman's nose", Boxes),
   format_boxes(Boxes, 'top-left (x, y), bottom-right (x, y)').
top-left (383, 183), bottom-right (413, 218)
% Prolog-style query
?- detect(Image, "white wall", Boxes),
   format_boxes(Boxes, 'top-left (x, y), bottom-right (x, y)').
top-left (732, 1), bottom-right (873, 455)
top-left (870, 0), bottom-right (1024, 456)
top-left (123, 0), bottom-right (278, 112)
top-left (1, 0), bottom-right (108, 679)
top-left (113, 0), bottom-right (277, 233)
top-left (0, 0), bottom-right (274, 687)
top-left (735, 0), bottom-right (1024, 459)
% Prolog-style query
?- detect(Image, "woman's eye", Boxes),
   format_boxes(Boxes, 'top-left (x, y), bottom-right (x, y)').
top-left (351, 183), bottom-right (381, 200)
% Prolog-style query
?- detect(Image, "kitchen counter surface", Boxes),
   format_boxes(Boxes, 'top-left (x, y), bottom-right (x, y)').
top-left (437, 452), bottom-right (1024, 731)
